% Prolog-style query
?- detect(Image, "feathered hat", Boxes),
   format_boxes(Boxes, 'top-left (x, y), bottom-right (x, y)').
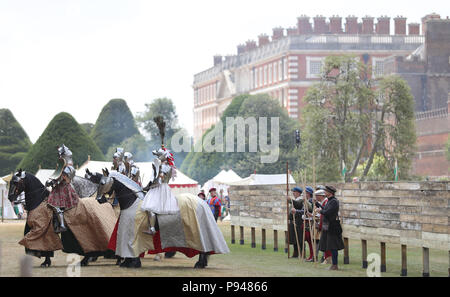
top-left (153, 116), bottom-right (166, 147)
top-left (153, 115), bottom-right (175, 167)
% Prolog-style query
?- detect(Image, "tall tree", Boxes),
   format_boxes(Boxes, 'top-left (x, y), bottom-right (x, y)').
top-left (90, 99), bottom-right (140, 154)
top-left (181, 93), bottom-right (300, 184)
top-left (302, 55), bottom-right (373, 181)
top-left (302, 55), bottom-right (416, 181)
top-left (136, 97), bottom-right (188, 166)
top-left (0, 109), bottom-right (32, 176)
top-left (18, 112), bottom-right (105, 173)
top-left (361, 75), bottom-right (416, 180)
top-left (136, 97), bottom-right (179, 143)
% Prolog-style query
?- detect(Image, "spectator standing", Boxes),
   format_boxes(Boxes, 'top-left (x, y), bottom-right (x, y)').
top-left (207, 188), bottom-right (222, 222)
top-left (314, 189), bottom-right (331, 264)
top-left (315, 185), bottom-right (344, 270)
top-left (224, 190), bottom-right (231, 218)
top-left (198, 192), bottom-right (206, 201)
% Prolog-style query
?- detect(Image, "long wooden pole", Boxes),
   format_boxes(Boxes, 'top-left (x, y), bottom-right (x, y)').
top-left (286, 162), bottom-right (290, 258)
top-left (301, 170), bottom-right (307, 260)
top-left (1, 187), bottom-right (4, 223)
top-left (312, 155), bottom-right (317, 263)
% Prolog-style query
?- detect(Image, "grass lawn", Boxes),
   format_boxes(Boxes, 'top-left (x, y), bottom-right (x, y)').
top-left (0, 220), bottom-right (448, 277)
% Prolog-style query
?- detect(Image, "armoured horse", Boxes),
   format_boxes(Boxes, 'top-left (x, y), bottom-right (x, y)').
top-left (90, 169), bottom-right (229, 268)
top-left (8, 170), bottom-right (117, 267)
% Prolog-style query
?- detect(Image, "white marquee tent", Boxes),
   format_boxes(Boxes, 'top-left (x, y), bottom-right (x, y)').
top-left (226, 173), bottom-right (296, 186)
top-left (1, 177), bottom-right (18, 219)
top-left (202, 169), bottom-right (243, 195)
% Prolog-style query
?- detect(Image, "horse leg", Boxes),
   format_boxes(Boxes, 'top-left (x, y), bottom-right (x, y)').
top-left (40, 256), bottom-right (52, 267)
top-left (80, 256), bottom-right (90, 266)
top-left (119, 258), bottom-right (131, 267)
top-left (129, 257), bottom-right (141, 268)
top-left (205, 254), bottom-right (209, 267)
top-left (89, 256), bottom-right (98, 262)
top-left (194, 253), bottom-right (207, 269)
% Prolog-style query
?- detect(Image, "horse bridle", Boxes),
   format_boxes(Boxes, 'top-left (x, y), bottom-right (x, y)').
top-left (10, 175), bottom-right (47, 205)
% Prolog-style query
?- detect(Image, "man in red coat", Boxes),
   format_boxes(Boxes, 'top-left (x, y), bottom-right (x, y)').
top-left (207, 188), bottom-right (221, 222)
top-left (315, 189), bottom-right (331, 264)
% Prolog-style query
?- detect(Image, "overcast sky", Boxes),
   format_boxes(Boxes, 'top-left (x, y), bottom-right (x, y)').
top-left (0, 0), bottom-right (447, 143)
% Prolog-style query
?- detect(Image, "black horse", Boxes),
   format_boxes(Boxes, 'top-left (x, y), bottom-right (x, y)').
top-left (90, 169), bottom-right (209, 268)
top-left (8, 170), bottom-right (114, 267)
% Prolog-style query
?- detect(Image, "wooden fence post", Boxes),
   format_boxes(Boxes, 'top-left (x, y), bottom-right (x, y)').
top-left (273, 230), bottom-right (278, 252)
top-left (284, 231), bottom-right (288, 253)
top-left (251, 227), bottom-right (256, 248)
top-left (401, 244), bottom-right (407, 276)
top-left (231, 225), bottom-right (235, 244)
top-left (422, 247), bottom-right (430, 277)
top-left (261, 229), bottom-right (266, 250)
top-left (380, 242), bottom-right (386, 272)
top-left (239, 226), bottom-right (244, 245)
top-left (344, 237), bottom-right (349, 264)
top-left (362, 239), bottom-right (368, 269)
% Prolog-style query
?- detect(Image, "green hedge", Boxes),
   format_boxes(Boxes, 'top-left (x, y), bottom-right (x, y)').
top-left (0, 109), bottom-right (32, 176)
top-left (18, 112), bottom-right (105, 173)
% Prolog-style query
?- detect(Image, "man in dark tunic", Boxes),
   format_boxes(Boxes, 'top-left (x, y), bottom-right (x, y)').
top-left (315, 185), bottom-right (344, 270)
top-left (287, 187), bottom-right (312, 258)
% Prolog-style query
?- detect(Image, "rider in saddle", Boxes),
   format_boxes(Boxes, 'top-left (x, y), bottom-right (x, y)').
top-left (124, 152), bottom-right (141, 186)
top-left (110, 148), bottom-right (127, 206)
top-left (141, 145), bottom-right (178, 235)
top-left (46, 144), bottom-right (79, 233)
top-left (139, 116), bottom-right (179, 235)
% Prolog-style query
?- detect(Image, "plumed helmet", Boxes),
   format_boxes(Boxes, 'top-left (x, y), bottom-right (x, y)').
top-left (58, 144), bottom-right (72, 158)
top-left (152, 147), bottom-right (175, 166)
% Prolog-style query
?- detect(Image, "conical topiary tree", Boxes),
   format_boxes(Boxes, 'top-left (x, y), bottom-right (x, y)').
top-left (0, 109), bottom-right (32, 176)
top-left (18, 112), bottom-right (105, 173)
top-left (90, 98), bottom-right (140, 154)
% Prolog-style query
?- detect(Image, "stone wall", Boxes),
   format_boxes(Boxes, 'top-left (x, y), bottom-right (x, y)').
top-left (229, 181), bottom-right (449, 250)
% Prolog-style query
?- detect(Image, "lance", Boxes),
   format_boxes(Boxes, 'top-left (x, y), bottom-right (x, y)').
top-left (312, 155), bottom-right (317, 263)
top-left (288, 165), bottom-right (302, 262)
top-left (286, 162), bottom-right (290, 258)
top-left (300, 170), bottom-right (308, 260)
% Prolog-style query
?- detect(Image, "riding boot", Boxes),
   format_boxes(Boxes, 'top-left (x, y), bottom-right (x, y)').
top-left (143, 211), bottom-right (156, 235)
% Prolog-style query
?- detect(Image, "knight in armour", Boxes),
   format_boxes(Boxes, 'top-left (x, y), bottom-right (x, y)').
top-left (112, 148), bottom-right (127, 175)
top-left (45, 144), bottom-right (79, 233)
top-left (141, 116), bottom-right (179, 235)
top-left (124, 151), bottom-right (141, 185)
top-left (130, 163), bottom-right (141, 186)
